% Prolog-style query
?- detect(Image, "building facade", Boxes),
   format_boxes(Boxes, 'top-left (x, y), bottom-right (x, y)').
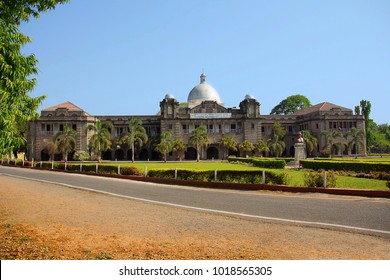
top-left (27, 73), bottom-right (366, 161)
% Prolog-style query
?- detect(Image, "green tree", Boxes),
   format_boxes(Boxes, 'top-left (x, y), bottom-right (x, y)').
top-left (267, 123), bottom-right (286, 158)
top-left (53, 124), bottom-right (76, 161)
top-left (220, 136), bottom-right (238, 159)
top-left (240, 140), bottom-right (254, 157)
top-left (255, 140), bottom-right (269, 157)
top-left (155, 131), bottom-right (174, 162)
top-left (172, 138), bottom-right (186, 161)
top-left (303, 131), bottom-right (318, 157)
top-left (44, 141), bottom-right (57, 161)
top-left (321, 130), bottom-right (342, 158)
top-left (0, 0), bottom-right (69, 156)
top-left (119, 118), bottom-right (148, 162)
top-left (189, 126), bottom-right (209, 162)
top-left (345, 127), bottom-right (366, 158)
top-left (270, 94), bottom-right (311, 115)
top-left (86, 121), bottom-right (113, 161)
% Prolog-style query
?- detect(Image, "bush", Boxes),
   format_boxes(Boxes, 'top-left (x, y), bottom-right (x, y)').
top-left (227, 157), bottom-right (286, 169)
top-left (300, 160), bottom-right (390, 173)
top-left (147, 169), bottom-right (291, 185)
top-left (303, 170), bottom-right (337, 188)
top-left (74, 151), bottom-right (90, 161)
top-left (121, 166), bottom-right (142, 176)
top-left (387, 181), bottom-right (390, 189)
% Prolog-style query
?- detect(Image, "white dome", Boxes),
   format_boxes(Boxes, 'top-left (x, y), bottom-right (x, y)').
top-left (187, 73), bottom-right (222, 108)
top-left (165, 93), bottom-right (174, 99)
top-left (245, 94), bottom-right (256, 100)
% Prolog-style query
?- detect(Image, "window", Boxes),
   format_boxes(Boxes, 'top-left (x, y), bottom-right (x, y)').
top-left (168, 124), bottom-right (173, 130)
top-left (59, 124), bottom-right (64, 131)
top-left (231, 123), bottom-right (236, 133)
top-left (72, 124), bottom-right (77, 131)
top-left (251, 123), bottom-right (255, 129)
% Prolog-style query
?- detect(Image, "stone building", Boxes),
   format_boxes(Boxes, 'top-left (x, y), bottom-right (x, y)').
top-left (27, 73), bottom-right (366, 161)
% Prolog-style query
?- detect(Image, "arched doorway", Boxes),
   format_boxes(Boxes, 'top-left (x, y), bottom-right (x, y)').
top-left (41, 149), bottom-right (50, 161)
top-left (207, 147), bottom-right (219, 159)
top-left (102, 149), bottom-right (112, 160)
top-left (185, 147), bottom-right (197, 160)
top-left (115, 149), bottom-right (124, 160)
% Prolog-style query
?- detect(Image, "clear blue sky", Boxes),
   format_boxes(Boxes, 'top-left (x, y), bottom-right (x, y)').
top-left (21, 0), bottom-right (389, 124)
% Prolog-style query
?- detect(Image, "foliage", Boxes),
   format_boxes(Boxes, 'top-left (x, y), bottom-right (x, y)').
top-left (172, 138), bottom-right (186, 160)
top-left (0, 0), bottom-right (69, 155)
top-left (52, 125), bottom-right (76, 161)
top-left (303, 131), bottom-right (317, 157)
top-left (220, 136), bottom-right (238, 159)
top-left (254, 140), bottom-right (269, 156)
top-left (188, 126), bottom-right (209, 162)
top-left (73, 151), bottom-right (90, 161)
top-left (386, 181), bottom-right (390, 189)
top-left (119, 118), bottom-right (148, 162)
top-left (240, 140), bottom-right (254, 157)
top-left (300, 159), bottom-right (390, 173)
top-left (320, 130), bottom-right (343, 157)
top-left (345, 127), bottom-right (365, 157)
top-left (227, 157), bottom-right (286, 169)
top-left (86, 121), bottom-right (113, 161)
top-left (155, 131), bottom-right (174, 162)
top-left (147, 169), bottom-right (290, 185)
top-left (270, 94), bottom-right (311, 115)
top-left (303, 170), bottom-right (337, 188)
top-left (43, 141), bottom-right (57, 161)
top-left (267, 122), bottom-right (286, 158)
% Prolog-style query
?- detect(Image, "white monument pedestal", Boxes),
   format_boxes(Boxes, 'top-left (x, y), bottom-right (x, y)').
top-left (288, 143), bottom-right (307, 167)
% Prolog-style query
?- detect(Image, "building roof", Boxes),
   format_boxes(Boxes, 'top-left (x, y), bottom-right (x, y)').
top-left (42, 101), bottom-right (90, 115)
top-left (187, 73), bottom-right (222, 108)
top-left (293, 102), bottom-right (352, 116)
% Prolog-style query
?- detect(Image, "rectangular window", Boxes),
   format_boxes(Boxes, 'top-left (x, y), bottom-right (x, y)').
top-left (168, 124), bottom-right (173, 130)
top-left (72, 124), bottom-right (77, 131)
top-left (59, 124), bottom-right (64, 131)
top-left (231, 123), bottom-right (236, 133)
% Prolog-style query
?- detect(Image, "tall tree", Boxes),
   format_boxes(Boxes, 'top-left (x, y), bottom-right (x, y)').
top-left (270, 94), bottom-right (311, 115)
top-left (0, 0), bottom-right (69, 156)
top-left (119, 118), bottom-right (148, 162)
top-left (240, 140), bottom-right (254, 157)
top-left (155, 131), bottom-right (174, 162)
top-left (53, 124), bottom-right (76, 161)
top-left (189, 126), bottom-right (209, 162)
top-left (321, 130), bottom-right (342, 157)
top-left (267, 123), bottom-right (286, 158)
top-left (255, 140), bottom-right (269, 157)
top-left (220, 136), bottom-right (237, 159)
top-left (172, 138), bottom-right (186, 161)
top-left (303, 131), bottom-right (318, 157)
top-left (86, 121), bottom-right (113, 161)
top-left (359, 99), bottom-right (372, 150)
top-left (345, 127), bottom-right (366, 158)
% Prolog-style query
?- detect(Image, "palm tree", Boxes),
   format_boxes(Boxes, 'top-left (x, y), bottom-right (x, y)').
top-left (345, 127), bottom-right (365, 158)
top-left (255, 140), bottom-right (269, 157)
top-left (86, 121), bottom-right (113, 161)
top-left (53, 125), bottom-right (77, 161)
top-left (267, 122), bottom-right (286, 158)
top-left (189, 125), bottom-right (209, 162)
top-left (303, 131), bottom-right (318, 157)
top-left (172, 138), bottom-right (186, 161)
top-left (119, 118), bottom-right (148, 162)
top-left (321, 130), bottom-right (342, 158)
top-left (240, 140), bottom-right (254, 157)
top-left (155, 131), bottom-right (174, 162)
top-left (220, 136), bottom-right (237, 159)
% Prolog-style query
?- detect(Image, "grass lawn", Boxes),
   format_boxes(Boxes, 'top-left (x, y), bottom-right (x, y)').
top-left (102, 160), bottom-right (389, 191)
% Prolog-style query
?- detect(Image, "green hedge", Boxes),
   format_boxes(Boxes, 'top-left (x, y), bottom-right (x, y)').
top-left (300, 160), bottom-right (390, 173)
top-left (228, 157), bottom-right (286, 169)
top-left (147, 169), bottom-right (290, 185)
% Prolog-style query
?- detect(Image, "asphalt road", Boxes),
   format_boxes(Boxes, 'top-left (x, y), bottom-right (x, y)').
top-left (1, 166), bottom-right (389, 237)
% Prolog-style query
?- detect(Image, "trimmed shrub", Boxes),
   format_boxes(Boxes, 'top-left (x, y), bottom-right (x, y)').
top-left (300, 160), bottom-right (390, 173)
top-left (74, 151), bottom-right (90, 161)
top-left (303, 170), bottom-right (337, 188)
top-left (228, 157), bottom-right (286, 169)
top-left (386, 181), bottom-right (390, 189)
top-left (147, 169), bottom-right (291, 185)
top-left (121, 166), bottom-right (142, 176)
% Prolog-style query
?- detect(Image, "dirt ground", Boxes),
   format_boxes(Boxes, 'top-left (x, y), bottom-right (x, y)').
top-left (0, 175), bottom-right (389, 260)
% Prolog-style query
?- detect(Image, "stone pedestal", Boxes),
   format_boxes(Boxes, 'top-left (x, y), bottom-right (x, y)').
top-left (287, 143), bottom-right (307, 167)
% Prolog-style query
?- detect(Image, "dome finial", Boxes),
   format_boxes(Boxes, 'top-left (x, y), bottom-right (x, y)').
top-left (200, 71), bottom-right (206, 84)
